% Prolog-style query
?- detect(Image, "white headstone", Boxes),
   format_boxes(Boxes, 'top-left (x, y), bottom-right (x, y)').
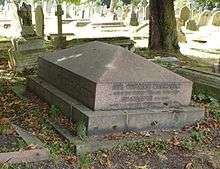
top-left (197, 10), bottom-right (212, 27)
top-left (210, 11), bottom-right (220, 26)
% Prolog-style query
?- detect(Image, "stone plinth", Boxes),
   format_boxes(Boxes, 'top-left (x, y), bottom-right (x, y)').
top-left (38, 41), bottom-right (192, 110)
top-left (28, 76), bottom-right (204, 136)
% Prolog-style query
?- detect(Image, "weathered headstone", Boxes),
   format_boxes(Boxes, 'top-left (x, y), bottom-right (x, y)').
top-left (185, 19), bottom-right (198, 31)
top-left (18, 2), bottom-right (36, 37)
top-left (35, 5), bottom-right (44, 37)
top-left (129, 10), bottom-right (139, 26)
top-left (28, 42), bottom-right (204, 135)
top-left (179, 6), bottom-right (191, 24)
top-left (214, 59), bottom-right (220, 74)
top-left (145, 5), bottom-right (149, 20)
top-left (122, 6), bottom-right (129, 20)
top-left (210, 11), bottom-right (220, 26)
top-left (113, 12), bottom-right (118, 20)
top-left (197, 10), bottom-right (212, 27)
top-left (176, 18), bottom-right (187, 43)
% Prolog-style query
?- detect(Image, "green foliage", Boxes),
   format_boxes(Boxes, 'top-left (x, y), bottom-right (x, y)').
top-left (0, 0), bottom-right (5, 5)
top-left (0, 84), bottom-right (3, 94)
top-left (63, 142), bottom-right (74, 155)
top-left (49, 105), bottom-right (61, 119)
top-left (151, 140), bottom-right (167, 154)
top-left (175, 0), bottom-right (188, 9)
top-left (41, 117), bottom-right (53, 130)
top-left (0, 124), bottom-right (10, 135)
top-left (191, 131), bottom-right (205, 143)
top-left (132, 0), bottom-right (141, 7)
top-left (96, 0), bottom-right (131, 7)
top-left (192, 94), bottom-right (219, 105)
top-left (76, 120), bottom-right (87, 141)
top-left (47, 142), bottom-right (61, 162)
top-left (96, 0), bottom-right (102, 6)
top-left (17, 138), bottom-right (27, 150)
top-left (213, 110), bottom-right (220, 121)
top-left (193, 94), bottom-right (220, 121)
top-left (122, 0), bottom-right (131, 5)
top-left (79, 154), bottom-right (92, 169)
top-left (180, 139), bottom-right (193, 151)
top-left (153, 60), bottom-right (177, 69)
top-left (58, 0), bottom-right (80, 5)
top-left (0, 164), bottom-right (15, 169)
top-left (190, 0), bottom-right (219, 9)
top-left (121, 141), bottom-right (147, 153)
top-left (116, 140), bottom-right (167, 154)
top-left (194, 0), bottom-right (219, 6)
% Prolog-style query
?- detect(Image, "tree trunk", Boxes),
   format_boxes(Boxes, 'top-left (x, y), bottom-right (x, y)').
top-left (110, 0), bottom-right (117, 13)
top-left (149, 0), bottom-right (179, 52)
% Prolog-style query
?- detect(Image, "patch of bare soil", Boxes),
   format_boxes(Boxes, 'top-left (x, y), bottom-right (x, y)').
top-left (0, 134), bottom-right (27, 153)
top-left (92, 146), bottom-right (214, 169)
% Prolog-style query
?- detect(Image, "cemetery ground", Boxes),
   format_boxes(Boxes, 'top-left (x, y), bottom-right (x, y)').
top-left (0, 51), bottom-right (220, 169)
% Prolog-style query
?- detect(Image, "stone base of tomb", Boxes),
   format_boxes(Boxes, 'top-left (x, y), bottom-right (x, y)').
top-left (8, 38), bottom-right (50, 71)
top-left (27, 75), bottom-right (204, 136)
top-left (21, 26), bottom-right (36, 38)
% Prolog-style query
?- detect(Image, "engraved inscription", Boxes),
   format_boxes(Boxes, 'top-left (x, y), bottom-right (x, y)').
top-left (110, 82), bottom-right (181, 109)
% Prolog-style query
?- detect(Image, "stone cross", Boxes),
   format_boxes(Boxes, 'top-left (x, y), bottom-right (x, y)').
top-left (55, 4), bottom-right (64, 37)
top-left (54, 4), bottom-right (66, 49)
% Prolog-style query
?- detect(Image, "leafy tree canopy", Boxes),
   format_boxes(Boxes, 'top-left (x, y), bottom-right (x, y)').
top-left (95, 0), bottom-right (132, 7)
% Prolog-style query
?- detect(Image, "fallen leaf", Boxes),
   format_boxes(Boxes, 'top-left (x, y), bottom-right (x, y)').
top-left (185, 162), bottom-right (193, 169)
top-left (135, 165), bottom-right (149, 169)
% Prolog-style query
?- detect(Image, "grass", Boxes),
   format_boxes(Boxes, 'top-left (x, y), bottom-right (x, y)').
top-left (213, 110), bottom-right (220, 121)
top-left (49, 105), bottom-right (61, 119)
top-left (63, 142), bottom-right (75, 155)
top-left (180, 139), bottom-right (194, 151)
top-left (16, 137), bottom-right (27, 150)
top-left (120, 141), bottom-right (148, 153)
top-left (79, 154), bottom-right (92, 169)
top-left (76, 120), bottom-right (87, 141)
top-left (46, 142), bottom-right (61, 163)
top-left (115, 140), bottom-right (168, 155)
top-left (150, 140), bottom-right (167, 154)
top-left (0, 164), bottom-right (15, 169)
top-left (0, 121), bottom-right (10, 135)
top-left (0, 36), bottom-right (10, 42)
top-left (191, 131), bottom-right (206, 143)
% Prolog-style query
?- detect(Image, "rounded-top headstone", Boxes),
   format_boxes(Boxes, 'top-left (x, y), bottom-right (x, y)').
top-left (197, 10), bottom-right (212, 27)
top-left (186, 19), bottom-right (198, 31)
top-left (211, 11), bottom-right (220, 26)
top-left (180, 6), bottom-right (191, 23)
top-left (35, 5), bottom-right (44, 37)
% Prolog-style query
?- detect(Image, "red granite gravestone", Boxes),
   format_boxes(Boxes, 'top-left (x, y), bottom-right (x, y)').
top-left (28, 42), bottom-right (204, 135)
top-left (38, 41), bottom-right (192, 110)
